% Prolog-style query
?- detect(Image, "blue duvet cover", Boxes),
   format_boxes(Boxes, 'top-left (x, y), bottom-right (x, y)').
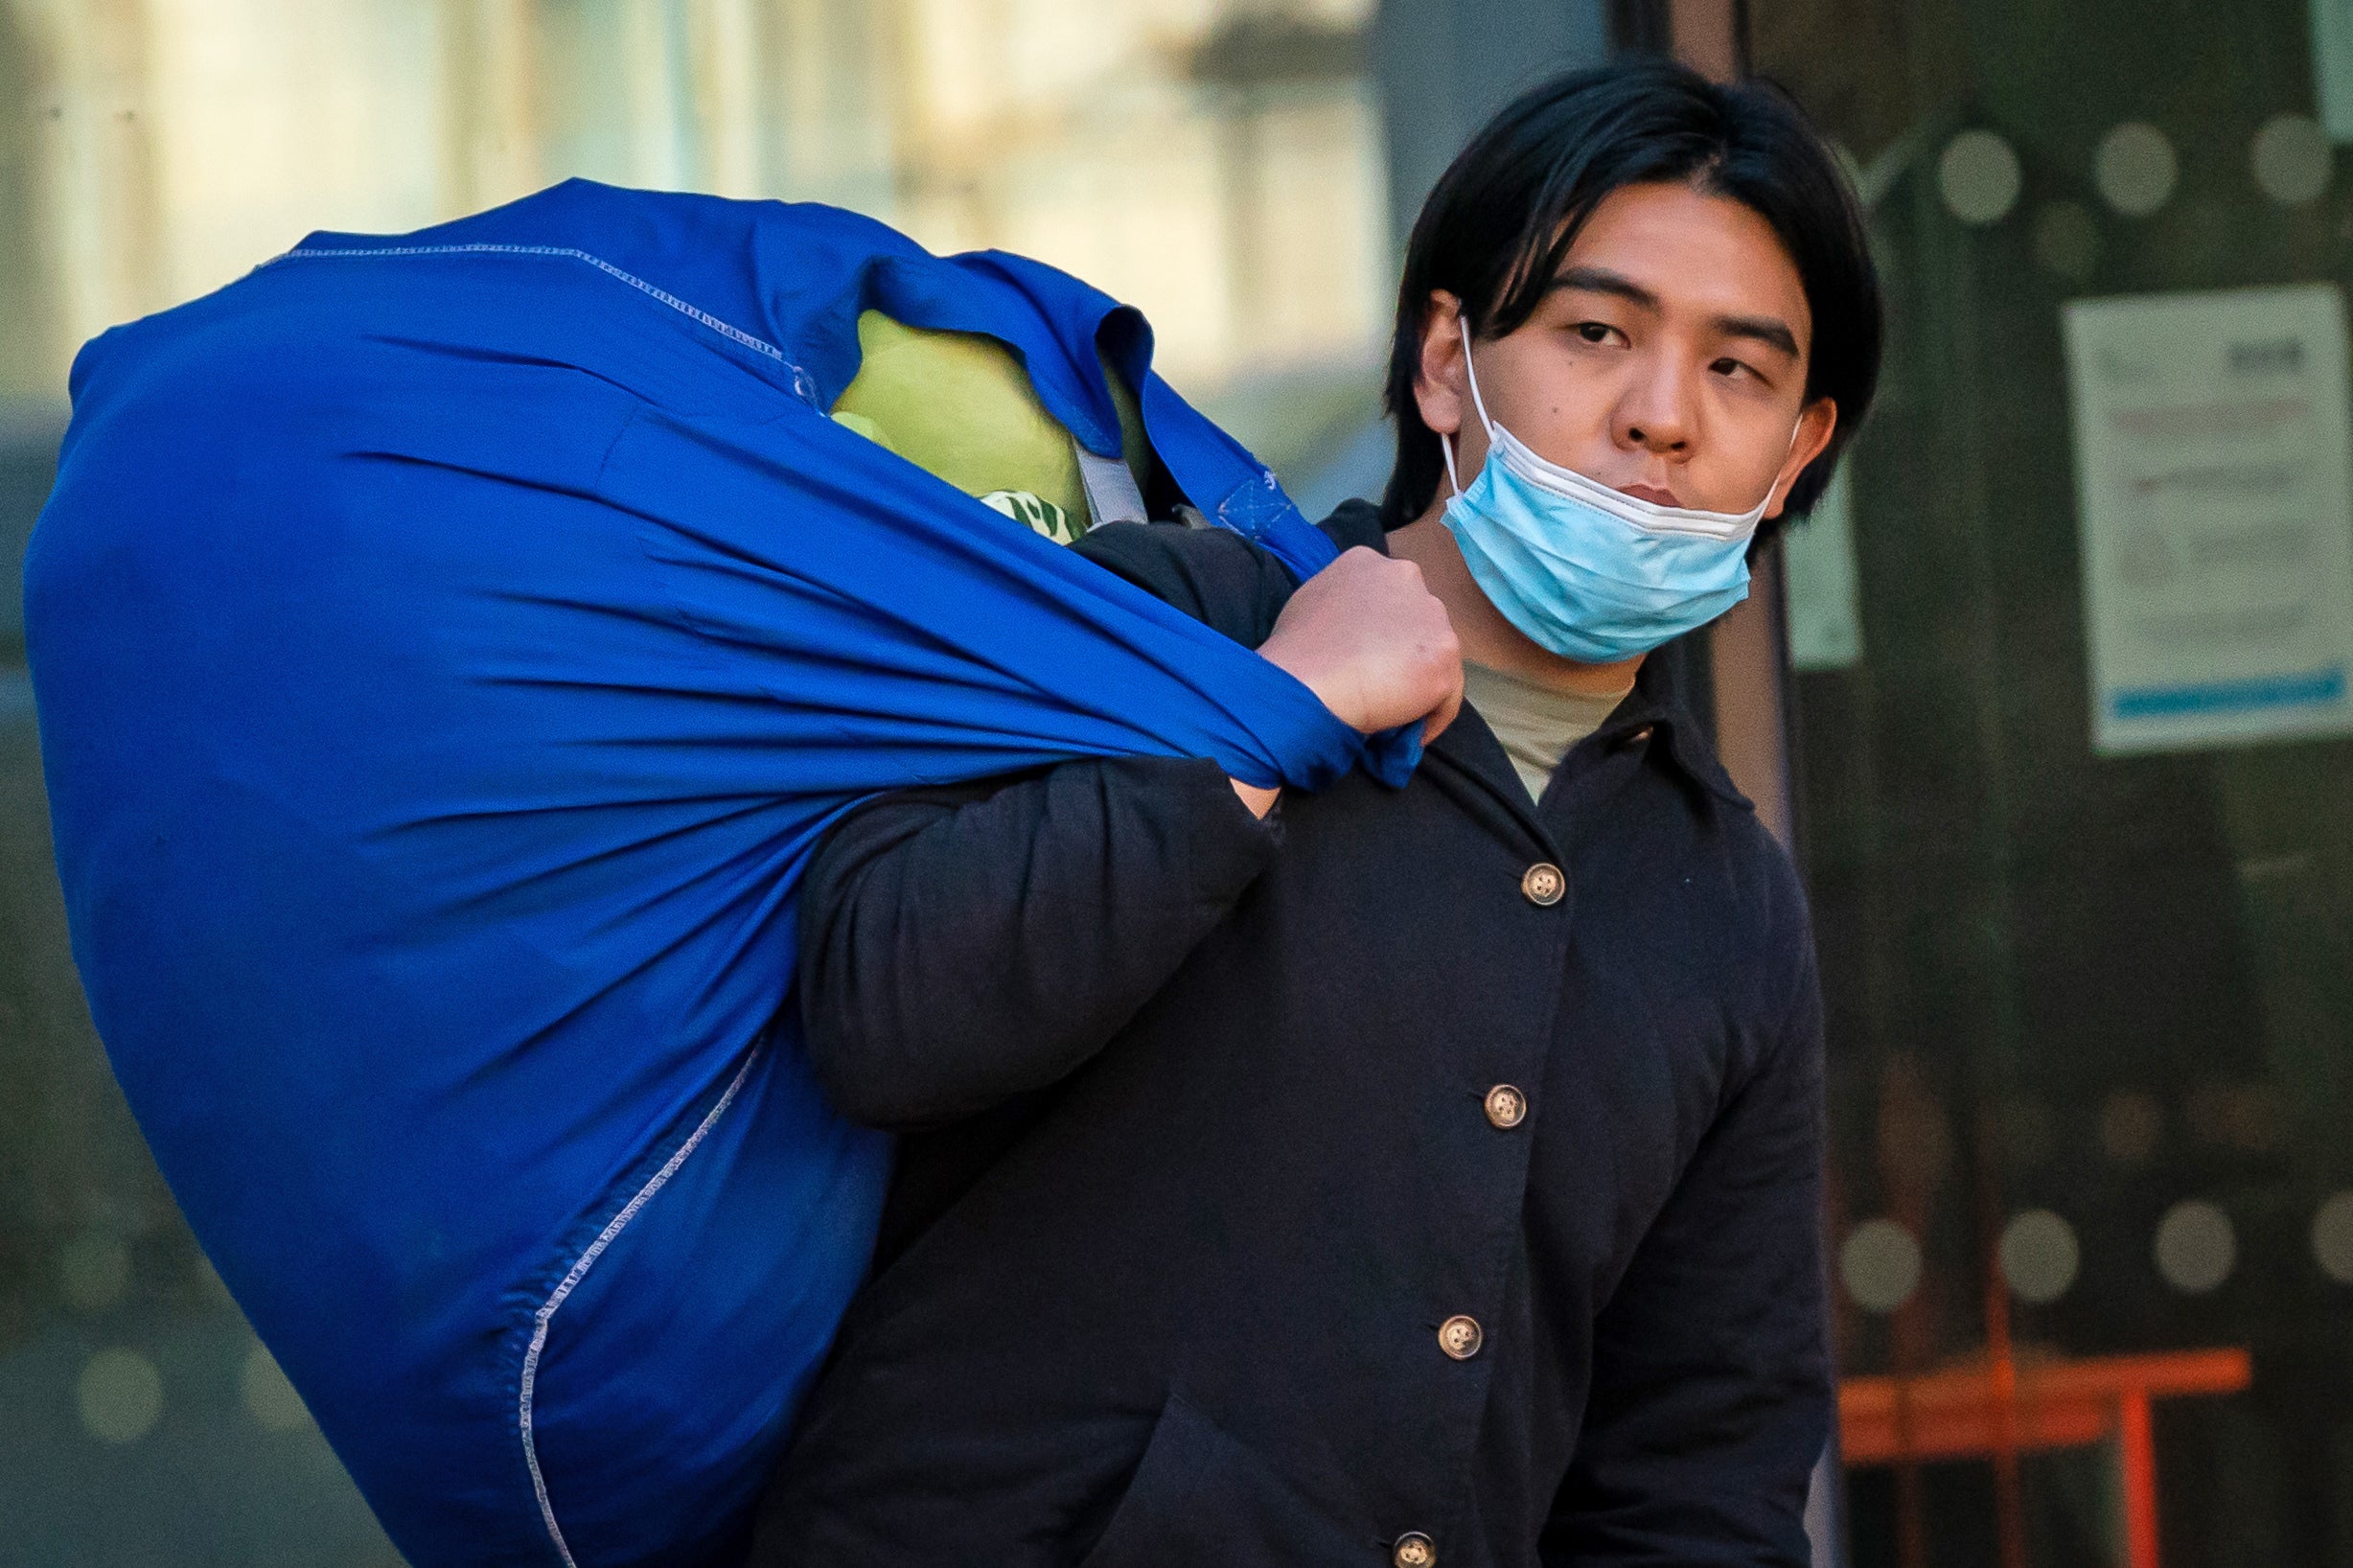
top-left (25, 179), bottom-right (1411, 1567)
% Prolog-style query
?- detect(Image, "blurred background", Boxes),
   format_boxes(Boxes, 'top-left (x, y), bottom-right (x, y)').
top-left (4, 2), bottom-right (2353, 1565)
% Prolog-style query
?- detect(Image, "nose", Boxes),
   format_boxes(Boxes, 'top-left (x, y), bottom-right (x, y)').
top-left (1615, 356), bottom-right (1697, 457)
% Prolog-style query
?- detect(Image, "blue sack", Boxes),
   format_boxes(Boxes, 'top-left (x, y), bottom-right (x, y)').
top-left (25, 180), bottom-right (1416, 1568)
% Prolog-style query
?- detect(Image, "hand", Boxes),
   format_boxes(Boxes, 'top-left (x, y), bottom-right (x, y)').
top-left (1257, 547), bottom-right (1463, 744)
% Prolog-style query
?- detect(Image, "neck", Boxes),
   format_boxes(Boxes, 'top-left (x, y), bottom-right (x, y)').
top-left (1388, 502), bottom-right (1644, 698)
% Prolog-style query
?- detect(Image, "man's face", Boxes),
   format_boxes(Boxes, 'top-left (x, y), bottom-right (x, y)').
top-left (1418, 180), bottom-right (1836, 519)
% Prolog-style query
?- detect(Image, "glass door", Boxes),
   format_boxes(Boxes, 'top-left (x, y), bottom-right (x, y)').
top-left (1757, 0), bottom-right (2353, 1562)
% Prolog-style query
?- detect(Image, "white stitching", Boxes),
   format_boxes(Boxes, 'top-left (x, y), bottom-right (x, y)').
top-left (270, 242), bottom-right (816, 397)
top-left (516, 1050), bottom-right (761, 1568)
top-left (265, 238), bottom-right (797, 1558)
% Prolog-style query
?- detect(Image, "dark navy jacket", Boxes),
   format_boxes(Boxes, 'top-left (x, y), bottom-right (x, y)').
top-left (755, 503), bottom-right (1830, 1567)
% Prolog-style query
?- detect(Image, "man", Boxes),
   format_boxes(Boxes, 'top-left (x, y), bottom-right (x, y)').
top-left (756, 59), bottom-right (1881, 1566)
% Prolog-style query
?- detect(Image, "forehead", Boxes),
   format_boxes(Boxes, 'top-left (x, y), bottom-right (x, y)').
top-left (1556, 181), bottom-right (1813, 353)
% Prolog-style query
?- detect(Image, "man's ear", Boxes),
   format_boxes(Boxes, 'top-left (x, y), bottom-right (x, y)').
top-left (1413, 290), bottom-right (1468, 439)
top-left (1764, 397), bottom-right (1838, 519)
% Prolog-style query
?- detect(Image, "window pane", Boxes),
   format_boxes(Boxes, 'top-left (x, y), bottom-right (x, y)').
top-left (1760, 1), bottom-right (2353, 1561)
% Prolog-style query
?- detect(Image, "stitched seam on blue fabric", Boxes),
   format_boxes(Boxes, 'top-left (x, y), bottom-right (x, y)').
top-left (515, 1049), bottom-right (761, 1568)
top-left (269, 242), bottom-right (817, 399)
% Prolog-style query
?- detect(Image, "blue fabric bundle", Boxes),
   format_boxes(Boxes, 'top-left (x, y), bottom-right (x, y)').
top-left (26, 180), bottom-right (1412, 1567)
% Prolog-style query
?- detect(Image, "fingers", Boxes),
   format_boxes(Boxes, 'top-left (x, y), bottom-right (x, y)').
top-left (1390, 555), bottom-right (1462, 744)
top-left (1258, 546), bottom-right (1462, 739)
top-left (1420, 661), bottom-right (1464, 744)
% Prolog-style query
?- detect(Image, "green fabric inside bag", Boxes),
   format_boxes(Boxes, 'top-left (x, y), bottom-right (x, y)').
top-left (829, 310), bottom-right (1151, 536)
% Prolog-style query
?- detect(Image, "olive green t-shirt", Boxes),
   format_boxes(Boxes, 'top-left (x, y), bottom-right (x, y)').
top-left (1461, 661), bottom-right (1633, 805)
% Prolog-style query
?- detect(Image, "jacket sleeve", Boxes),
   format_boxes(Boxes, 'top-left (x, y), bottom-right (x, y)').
top-left (1541, 925), bottom-right (1832, 1566)
top-left (796, 520), bottom-right (1300, 1131)
top-left (1067, 518), bottom-right (1299, 646)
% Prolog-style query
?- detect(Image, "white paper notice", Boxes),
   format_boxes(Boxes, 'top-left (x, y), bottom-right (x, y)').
top-left (2062, 284), bottom-right (2353, 755)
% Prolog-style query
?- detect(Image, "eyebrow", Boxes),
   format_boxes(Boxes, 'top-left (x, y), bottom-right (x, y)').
top-left (1544, 264), bottom-right (1804, 360)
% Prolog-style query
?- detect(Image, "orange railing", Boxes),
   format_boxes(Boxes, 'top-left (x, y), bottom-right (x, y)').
top-left (1840, 1349), bottom-right (2251, 1568)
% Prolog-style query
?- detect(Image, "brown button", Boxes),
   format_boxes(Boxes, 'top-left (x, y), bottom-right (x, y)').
top-left (1438, 1315), bottom-right (1484, 1360)
top-left (1520, 863), bottom-right (1565, 907)
top-left (1394, 1532), bottom-right (1438, 1568)
top-left (1484, 1084), bottom-right (1527, 1129)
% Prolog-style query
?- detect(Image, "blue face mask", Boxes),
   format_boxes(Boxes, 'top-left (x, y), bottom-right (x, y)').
top-left (1440, 319), bottom-right (1793, 664)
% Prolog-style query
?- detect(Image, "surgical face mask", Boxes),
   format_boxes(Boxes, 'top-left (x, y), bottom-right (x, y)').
top-left (1440, 319), bottom-right (1795, 664)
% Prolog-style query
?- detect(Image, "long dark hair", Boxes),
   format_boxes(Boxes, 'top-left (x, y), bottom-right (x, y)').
top-left (1377, 59), bottom-right (1882, 536)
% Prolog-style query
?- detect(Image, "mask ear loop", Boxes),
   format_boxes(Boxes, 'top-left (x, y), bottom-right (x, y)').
top-left (1459, 314), bottom-right (1499, 435)
top-left (1441, 312), bottom-right (1498, 499)
top-left (1754, 412), bottom-right (1811, 518)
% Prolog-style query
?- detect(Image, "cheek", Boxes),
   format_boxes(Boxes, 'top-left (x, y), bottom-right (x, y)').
top-left (1492, 357), bottom-right (1624, 472)
top-left (1692, 397), bottom-right (1805, 510)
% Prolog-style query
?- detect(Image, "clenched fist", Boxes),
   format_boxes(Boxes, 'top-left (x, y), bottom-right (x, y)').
top-left (1260, 546), bottom-right (1463, 744)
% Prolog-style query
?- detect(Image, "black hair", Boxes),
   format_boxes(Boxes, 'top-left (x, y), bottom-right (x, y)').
top-left (1377, 58), bottom-right (1882, 537)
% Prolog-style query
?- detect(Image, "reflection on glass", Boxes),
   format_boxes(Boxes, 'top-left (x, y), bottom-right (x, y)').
top-left (2031, 199), bottom-right (2102, 284)
top-left (2094, 121), bottom-right (2180, 217)
top-left (2152, 1200), bottom-right (2237, 1295)
top-left (1845, 1218), bottom-right (1928, 1315)
top-left (1758, 0), bottom-right (2353, 1559)
top-left (1998, 1210), bottom-right (2081, 1305)
top-left (2250, 113), bottom-right (2333, 207)
top-left (77, 1347), bottom-right (164, 1445)
top-left (1937, 128), bottom-right (2023, 226)
top-left (2312, 1190), bottom-right (2353, 1282)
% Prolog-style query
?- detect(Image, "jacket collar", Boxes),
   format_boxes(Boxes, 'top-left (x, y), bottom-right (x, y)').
top-left (1604, 648), bottom-right (1751, 810)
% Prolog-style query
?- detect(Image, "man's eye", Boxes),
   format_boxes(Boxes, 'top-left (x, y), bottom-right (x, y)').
top-left (1575, 321), bottom-right (1618, 345)
top-left (1711, 357), bottom-right (1756, 380)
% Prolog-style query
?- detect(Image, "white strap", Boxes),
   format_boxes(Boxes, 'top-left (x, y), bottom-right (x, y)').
top-left (1459, 315), bottom-right (1498, 438)
top-left (1442, 313), bottom-right (1491, 499)
top-left (1075, 442), bottom-right (1147, 528)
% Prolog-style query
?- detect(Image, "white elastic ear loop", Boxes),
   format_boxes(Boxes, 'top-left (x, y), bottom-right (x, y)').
top-left (1441, 313), bottom-right (1497, 499)
top-left (1753, 414), bottom-right (1808, 518)
top-left (1458, 314), bottom-right (1499, 438)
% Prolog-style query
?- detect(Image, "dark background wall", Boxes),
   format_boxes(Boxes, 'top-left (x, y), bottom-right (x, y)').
top-left (1371, 0), bottom-right (1613, 260)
